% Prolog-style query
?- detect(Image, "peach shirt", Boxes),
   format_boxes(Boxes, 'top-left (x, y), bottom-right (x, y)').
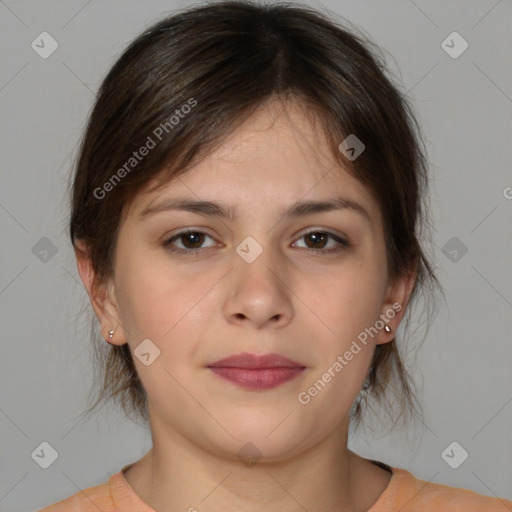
top-left (38, 462), bottom-right (512, 512)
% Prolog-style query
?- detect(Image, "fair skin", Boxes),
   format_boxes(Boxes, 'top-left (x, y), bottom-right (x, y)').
top-left (76, 98), bottom-right (416, 512)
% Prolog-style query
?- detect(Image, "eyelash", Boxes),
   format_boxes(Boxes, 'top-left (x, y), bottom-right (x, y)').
top-left (162, 229), bottom-right (350, 257)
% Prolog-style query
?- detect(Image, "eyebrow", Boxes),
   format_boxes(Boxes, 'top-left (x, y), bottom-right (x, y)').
top-left (139, 196), bottom-right (372, 225)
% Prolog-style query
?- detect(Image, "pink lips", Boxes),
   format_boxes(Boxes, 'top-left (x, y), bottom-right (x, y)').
top-left (207, 353), bottom-right (306, 390)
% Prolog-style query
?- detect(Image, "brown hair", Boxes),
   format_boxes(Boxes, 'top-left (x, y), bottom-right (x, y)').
top-left (69, 0), bottom-right (442, 431)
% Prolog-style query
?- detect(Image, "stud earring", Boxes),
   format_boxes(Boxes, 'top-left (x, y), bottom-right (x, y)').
top-left (107, 329), bottom-right (115, 344)
top-left (384, 325), bottom-right (392, 333)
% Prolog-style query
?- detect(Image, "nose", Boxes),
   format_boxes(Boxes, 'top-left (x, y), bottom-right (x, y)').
top-left (222, 245), bottom-right (294, 330)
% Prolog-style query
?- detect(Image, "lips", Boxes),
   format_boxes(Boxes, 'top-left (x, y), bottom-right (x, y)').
top-left (207, 353), bottom-right (306, 390)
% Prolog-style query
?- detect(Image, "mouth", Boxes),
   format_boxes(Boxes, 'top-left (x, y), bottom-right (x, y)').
top-left (207, 353), bottom-right (306, 390)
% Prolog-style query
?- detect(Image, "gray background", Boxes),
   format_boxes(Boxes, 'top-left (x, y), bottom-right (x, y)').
top-left (1, 0), bottom-right (511, 510)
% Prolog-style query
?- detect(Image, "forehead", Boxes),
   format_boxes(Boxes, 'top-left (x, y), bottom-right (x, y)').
top-left (129, 98), bottom-right (380, 225)
top-left (201, 98), bottom-right (341, 183)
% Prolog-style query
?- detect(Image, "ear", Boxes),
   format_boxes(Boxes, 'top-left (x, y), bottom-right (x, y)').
top-left (74, 239), bottom-right (127, 346)
top-left (374, 261), bottom-right (417, 346)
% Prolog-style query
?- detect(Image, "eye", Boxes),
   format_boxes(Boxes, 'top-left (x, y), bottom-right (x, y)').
top-left (163, 228), bottom-right (350, 256)
top-left (293, 229), bottom-right (350, 255)
top-left (163, 230), bottom-right (217, 255)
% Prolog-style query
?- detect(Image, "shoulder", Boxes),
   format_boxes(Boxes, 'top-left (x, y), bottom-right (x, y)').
top-left (37, 478), bottom-right (115, 512)
top-left (370, 466), bottom-right (512, 512)
top-left (37, 464), bottom-right (154, 512)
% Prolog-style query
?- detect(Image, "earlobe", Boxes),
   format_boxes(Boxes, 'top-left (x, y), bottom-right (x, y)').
top-left (376, 265), bottom-right (417, 345)
top-left (374, 319), bottom-right (395, 346)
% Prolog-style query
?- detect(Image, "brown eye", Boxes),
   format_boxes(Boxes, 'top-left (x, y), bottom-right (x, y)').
top-left (163, 229), bottom-right (349, 256)
top-left (304, 232), bottom-right (328, 249)
top-left (163, 230), bottom-right (216, 254)
top-left (293, 230), bottom-right (349, 255)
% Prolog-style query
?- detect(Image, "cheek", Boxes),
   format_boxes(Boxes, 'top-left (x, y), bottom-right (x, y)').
top-left (115, 249), bottom-right (215, 348)
top-left (114, 257), bottom-right (213, 401)
top-left (295, 273), bottom-right (381, 421)
top-left (299, 259), bottom-right (385, 342)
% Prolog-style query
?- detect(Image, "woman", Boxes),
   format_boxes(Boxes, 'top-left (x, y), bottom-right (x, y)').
top-left (38, 1), bottom-right (512, 510)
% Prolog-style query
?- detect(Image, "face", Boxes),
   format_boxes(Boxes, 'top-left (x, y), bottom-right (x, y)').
top-left (80, 98), bottom-right (413, 462)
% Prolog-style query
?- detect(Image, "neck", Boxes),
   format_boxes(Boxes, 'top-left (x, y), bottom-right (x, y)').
top-left (123, 419), bottom-right (391, 512)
